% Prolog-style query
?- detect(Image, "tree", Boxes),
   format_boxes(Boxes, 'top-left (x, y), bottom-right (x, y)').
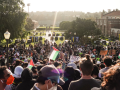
top-left (25, 18), bottom-right (34, 30)
top-left (59, 21), bottom-right (71, 30)
top-left (0, 0), bottom-right (27, 41)
top-left (65, 18), bottom-right (101, 39)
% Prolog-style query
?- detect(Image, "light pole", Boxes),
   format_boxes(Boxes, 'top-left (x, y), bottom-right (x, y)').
top-left (27, 3), bottom-right (30, 17)
top-left (74, 32), bottom-right (76, 42)
top-left (4, 31), bottom-right (10, 65)
top-left (33, 31), bottom-right (36, 46)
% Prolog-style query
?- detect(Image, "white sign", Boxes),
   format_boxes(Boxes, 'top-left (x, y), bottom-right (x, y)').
top-left (70, 55), bottom-right (80, 62)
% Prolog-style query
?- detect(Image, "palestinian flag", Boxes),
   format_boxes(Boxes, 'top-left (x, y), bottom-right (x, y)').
top-left (48, 47), bottom-right (60, 61)
top-left (28, 59), bottom-right (34, 69)
top-left (118, 54), bottom-right (120, 59)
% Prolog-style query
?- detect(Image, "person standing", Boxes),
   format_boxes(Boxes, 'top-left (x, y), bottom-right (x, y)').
top-left (68, 54), bottom-right (101, 90)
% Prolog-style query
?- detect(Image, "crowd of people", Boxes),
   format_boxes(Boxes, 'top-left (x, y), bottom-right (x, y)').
top-left (0, 38), bottom-right (120, 90)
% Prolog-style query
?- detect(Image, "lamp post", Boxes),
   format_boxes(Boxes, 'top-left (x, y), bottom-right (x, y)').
top-left (27, 3), bottom-right (30, 17)
top-left (4, 31), bottom-right (10, 65)
top-left (74, 32), bottom-right (76, 42)
top-left (33, 31), bottom-right (36, 45)
top-left (74, 32), bottom-right (76, 36)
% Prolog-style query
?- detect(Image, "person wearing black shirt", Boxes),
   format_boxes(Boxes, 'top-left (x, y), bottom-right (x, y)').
top-left (69, 54), bottom-right (101, 90)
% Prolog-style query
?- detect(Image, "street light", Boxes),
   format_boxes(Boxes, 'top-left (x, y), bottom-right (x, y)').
top-left (74, 32), bottom-right (76, 35)
top-left (4, 31), bottom-right (10, 65)
top-left (27, 3), bottom-right (30, 17)
top-left (33, 31), bottom-right (36, 45)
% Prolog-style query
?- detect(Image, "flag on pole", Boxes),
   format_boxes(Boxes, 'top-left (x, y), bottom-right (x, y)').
top-left (48, 47), bottom-right (60, 61)
top-left (28, 59), bottom-right (34, 69)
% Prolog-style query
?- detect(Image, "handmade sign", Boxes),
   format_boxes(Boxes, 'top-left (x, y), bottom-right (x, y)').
top-left (100, 50), bottom-right (108, 55)
top-left (70, 55), bottom-right (80, 62)
top-left (109, 49), bottom-right (116, 55)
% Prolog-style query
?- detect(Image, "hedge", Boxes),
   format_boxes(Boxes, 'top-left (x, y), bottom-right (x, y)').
top-left (36, 27), bottom-right (59, 30)
top-left (55, 37), bottom-right (58, 41)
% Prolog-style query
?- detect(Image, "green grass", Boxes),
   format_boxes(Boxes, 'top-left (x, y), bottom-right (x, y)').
top-left (55, 37), bottom-right (65, 44)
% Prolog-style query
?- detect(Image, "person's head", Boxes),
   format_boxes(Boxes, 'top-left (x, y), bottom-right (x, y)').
top-left (21, 68), bottom-right (32, 81)
top-left (74, 69), bottom-right (81, 80)
top-left (43, 59), bottom-right (47, 65)
top-left (64, 66), bottom-right (75, 80)
top-left (36, 65), bottom-right (64, 90)
top-left (99, 63), bottom-right (105, 69)
top-left (101, 64), bottom-right (120, 90)
top-left (103, 56), bottom-right (112, 67)
top-left (79, 54), bottom-right (93, 76)
top-left (32, 66), bottom-right (38, 74)
top-left (23, 62), bottom-right (28, 68)
top-left (13, 66), bottom-right (23, 79)
top-left (116, 60), bottom-right (120, 64)
top-left (0, 66), bottom-right (14, 87)
top-left (91, 64), bottom-right (99, 77)
top-left (15, 60), bottom-right (22, 67)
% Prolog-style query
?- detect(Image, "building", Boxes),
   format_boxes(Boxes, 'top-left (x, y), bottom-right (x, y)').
top-left (96, 11), bottom-right (120, 37)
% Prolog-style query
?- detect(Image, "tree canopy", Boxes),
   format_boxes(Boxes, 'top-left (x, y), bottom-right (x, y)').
top-left (59, 21), bottom-right (71, 30)
top-left (0, 0), bottom-right (28, 40)
top-left (65, 18), bottom-right (101, 39)
top-left (25, 18), bottom-right (34, 30)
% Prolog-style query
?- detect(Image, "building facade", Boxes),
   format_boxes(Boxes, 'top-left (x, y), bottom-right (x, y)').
top-left (96, 11), bottom-right (120, 37)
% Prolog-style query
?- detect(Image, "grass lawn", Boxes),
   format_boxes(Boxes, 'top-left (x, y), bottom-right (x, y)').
top-left (55, 37), bottom-right (65, 44)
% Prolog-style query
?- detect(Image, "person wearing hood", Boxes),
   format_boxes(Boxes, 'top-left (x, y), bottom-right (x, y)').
top-left (11, 66), bottom-right (23, 90)
top-left (16, 68), bottom-right (36, 90)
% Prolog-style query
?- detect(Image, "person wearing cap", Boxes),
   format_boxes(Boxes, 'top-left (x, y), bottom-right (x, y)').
top-left (11, 66), bottom-right (23, 90)
top-left (31, 65), bottom-right (64, 90)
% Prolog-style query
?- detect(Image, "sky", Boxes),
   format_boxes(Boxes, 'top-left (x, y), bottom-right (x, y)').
top-left (23, 0), bottom-right (120, 13)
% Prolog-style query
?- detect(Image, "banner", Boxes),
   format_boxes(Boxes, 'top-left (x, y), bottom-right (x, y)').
top-left (35, 37), bottom-right (38, 42)
top-left (75, 37), bottom-right (79, 42)
top-left (71, 37), bottom-right (79, 42)
top-left (100, 50), bottom-right (108, 55)
top-left (70, 55), bottom-right (80, 62)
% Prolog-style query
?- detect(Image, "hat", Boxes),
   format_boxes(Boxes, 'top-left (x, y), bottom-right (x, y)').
top-left (39, 65), bottom-right (65, 85)
top-left (13, 66), bottom-right (23, 78)
top-left (67, 62), bottom-right (77, 70)
top-left (96, 61), bottom-right (101, 64)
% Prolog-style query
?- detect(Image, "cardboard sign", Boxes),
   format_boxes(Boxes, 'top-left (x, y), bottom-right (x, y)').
top-left (70, 55), bottom-right (80, 62)
top-left (100, 50), bottom-right (108, 55)
top-left (109, 49), bottom-right (116, 55)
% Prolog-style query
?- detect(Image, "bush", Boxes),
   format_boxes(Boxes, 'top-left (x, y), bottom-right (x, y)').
top-left (56, 33), bottom-right (60, 36)
top-left (27, 39), bottom-right (31, 43)
top-left (39, 37), bottom-right (42, 40)
top-left (60, 37), bottom-right (63, 40)
top-left (21, 39), bottom-right (25, 44)
top-left (55, 37), bottom-right (58, 41)
top-left (15, 39), bottom-right (20, 43)
top-left (36, 28), bottom-right (46, 30)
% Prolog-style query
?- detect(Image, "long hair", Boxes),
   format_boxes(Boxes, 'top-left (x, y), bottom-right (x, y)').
top-left (101, 63), bottom-right (120, 90)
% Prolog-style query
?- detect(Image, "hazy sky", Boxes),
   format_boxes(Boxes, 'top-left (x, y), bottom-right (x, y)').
top-left (23, 0), bottom-right (120, 13)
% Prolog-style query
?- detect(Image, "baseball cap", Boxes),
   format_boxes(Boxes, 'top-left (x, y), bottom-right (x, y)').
top-left (38, 65), bottom-right (65, 85)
